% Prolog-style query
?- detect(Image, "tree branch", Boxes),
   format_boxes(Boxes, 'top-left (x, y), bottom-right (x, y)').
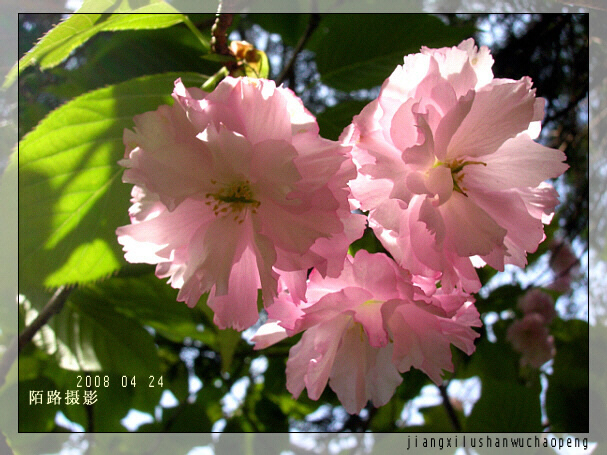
top-left (211, 12), bottom-right (233, 57)
top-left (18, 285), bottom-right (73, 354)
top-left (276, 13), bottom-right (321, 87)
top-left (438, 383), bottom-right (462, 432)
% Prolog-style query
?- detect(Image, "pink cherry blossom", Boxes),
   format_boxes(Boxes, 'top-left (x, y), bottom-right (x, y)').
top-left (252, 250), bottom-right (481, 414)
top-left (116, 76), bottom-right (364, 331)
top-left (507, 313), bottom-right (556, 369)
top-left (343, 39), bottom-right (568, 293)
top-left (547, 238), bottom-right (580, 292)
top-left (517, 288), bottom-right (556, 324)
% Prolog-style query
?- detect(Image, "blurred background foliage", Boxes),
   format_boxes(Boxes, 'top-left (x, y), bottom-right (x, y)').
top-left (10, 10), bottom-right (589, 442)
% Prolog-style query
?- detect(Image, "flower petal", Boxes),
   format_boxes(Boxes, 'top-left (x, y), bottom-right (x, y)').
top-left (446, 79), bottom-right (536, 159)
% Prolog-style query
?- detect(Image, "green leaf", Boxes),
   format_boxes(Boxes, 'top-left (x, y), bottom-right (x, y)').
top-left (466, 376), bottom-right (542, 432)
top-left (253, 395), bottom-right (289, 432)
top-left (78, 272), bottom-right (210, 344)
top-left (18, 72), bottom-right (207, 289)
top-left (545, 318), bottom-right (589, 433)
top-left (369, 397), bottom-right (404, 432)
top-left (475, 284), bottom-right (524, 315)
top-left (348, 225), bottom-right (389, 257)
top-left (248, 14), bottom-right (309, 48)
top-left (307, 14), bottom-right (475, 91)
top-left (196, 291), bottom-right (249, 374)
top-left (244, 49), bottom-right (270, 79)
top-left (90, 375), bottom-right (142, 431)
top-left (47, 24), bottom-right (218, 98)
top-left (461, 325), bottom-right (520, 381)
top-left (549, 318), bottom-right (589, 388)
top-left (78, 0), bottom-right (179, 13)
top-left (22, 288), bottom-right (161, 379)
top-left (316, 99), bottom-right (368, 141)
top-left (217, 328), bottom-right (244, 375)
top-left (161, 400), bottom-right (214, 431)
top-left (5, 8), bottom-right (186, 88)
top-left (416, 402), bottom-right (465, 432)
top-left (18, 377), bottom-right (59, 432)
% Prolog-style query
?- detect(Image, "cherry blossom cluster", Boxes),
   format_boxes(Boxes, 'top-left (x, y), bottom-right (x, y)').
top-left (116, 39), bottom-right (568, 413)
top-left (506, 288), bottom-right (557, 369)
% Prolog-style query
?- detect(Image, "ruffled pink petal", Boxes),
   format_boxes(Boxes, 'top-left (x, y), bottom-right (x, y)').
top-left (462, 134), bottom-right (568, 191)
top-left (207, 246), bottom-right (262, 331)
top-left (300, 287), bottom-right (373, 331)
top-left (432, 89), bottom-right (475, 160)
top-left (187, 213), bottom-right (250, 298)
top-left (386, 301), bottom-right (453, 384)
top-left (425, 165), bottom-right (454, 204)
top-left (119, 76), bottom-right (366, 332)
top-left (232, 78), bottom-right (294, 144)
top-left (251, 321), bottom-right (289, 350)
top-left (286, 315), bottom-right (351, 400)
top-left (121, 106), bottom-right (213, 210)
top-left (352, 300), bottom-right (390, 348)
top-left (438, 192), bottom-right (507, 257)
top-left (385, 299), bottom-right (480, 384)
top-left (518, 182), bottom-right (560, 224)
top-left (470, 188), bottom-right (550, 268)
top-left (250, 139), bottom-right (301, 198)
top-left (275, 270), bottom-right (308, 304)
top-left (328, 325), bottom-right (372, 413)
top-left (446, 79), bottom-right (536, 159)
top-left (116, 196), bottom-right (214, 265)
top-left (439, 300), bottom-right (482, 355)
top-left (455, 38), bottom-right (494, 88)
top-left (258, 197), bottom-right (341, 259)
top-left (349, 173), bottom-right (394, 211)
top-left (328, 327), bottom-right (402, 414)
top-left (389, 98), bottom-right (422, 152)
top-left (365, 344), bottom-right (404, 408)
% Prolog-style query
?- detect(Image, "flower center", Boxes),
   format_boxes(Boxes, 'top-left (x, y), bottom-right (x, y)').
top-left (205, 179), bottom-right (260, 223)
top-left (434, 158), bottom-right (486, 196)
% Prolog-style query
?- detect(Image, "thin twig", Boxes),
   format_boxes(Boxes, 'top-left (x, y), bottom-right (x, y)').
top-left (211, 13), bottom-right (233, 57)
top-left (543, 89), bottom-right (588, 125)
top-left (211, 0), bottom-right (234, 58)
top-left (276, 13), bottom-right (321, 87)
top-left (438, 383), bottom-right (462, 432)
top-left (18, 285), bottom-right (73, 354)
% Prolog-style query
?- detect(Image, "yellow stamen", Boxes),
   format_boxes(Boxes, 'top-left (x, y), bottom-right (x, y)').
top-left (205, 179), bottom-right (260, 222)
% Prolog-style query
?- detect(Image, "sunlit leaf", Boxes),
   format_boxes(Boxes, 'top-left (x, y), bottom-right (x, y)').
top-left (5, 8), bottom-right (187, 88)
top-left (46, 24), bottom-right (217, 100)
top-left (78, 0), bottom-right (178, 13)
top-left (242, 49), bottom-right (270, 79)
